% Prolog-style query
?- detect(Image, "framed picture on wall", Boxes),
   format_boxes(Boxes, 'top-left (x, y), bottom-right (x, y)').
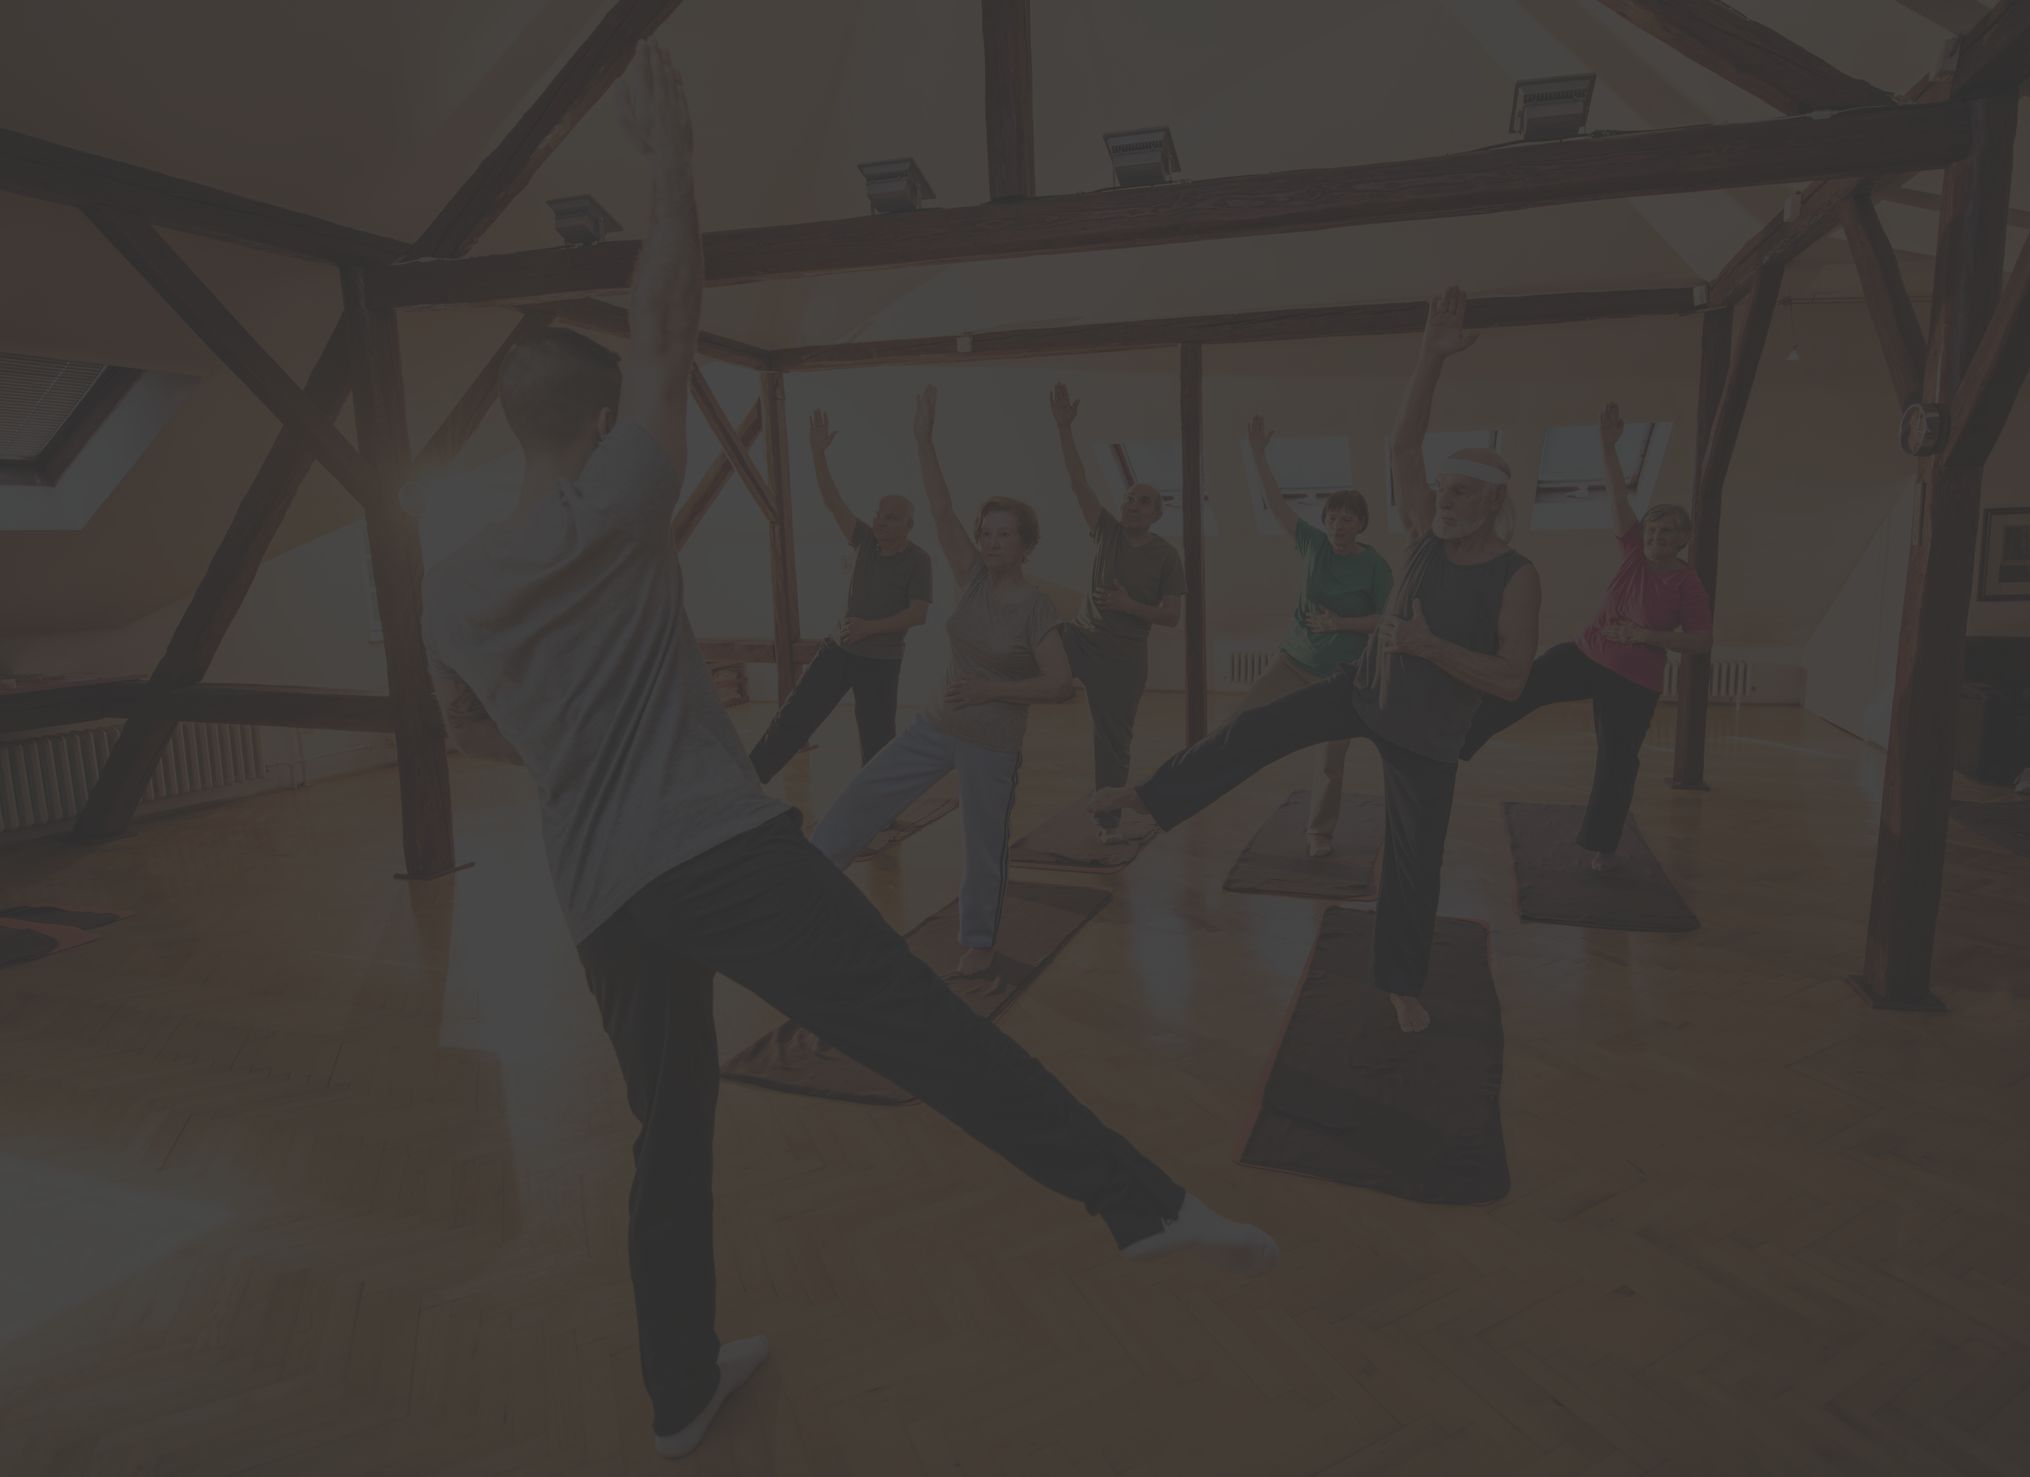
top-left (1979, 506), bottom-right (2030, 600)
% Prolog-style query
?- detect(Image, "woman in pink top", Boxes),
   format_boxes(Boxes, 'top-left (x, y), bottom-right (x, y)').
top-left (1461, 402), bottom-right (1713, 870)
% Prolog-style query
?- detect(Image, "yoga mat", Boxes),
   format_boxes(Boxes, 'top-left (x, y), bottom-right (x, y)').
top-left (0, 917), bottom-right (108, 970)
top-left (1224, 790), bottom-right (1385, 902)
top-left (1504, 802), bottom-right (1698, 932)
top-left (854, 779), bottom-right (959, 862)
top-left (1951, 800), bottom-right (2030, 859)
top-left (721, 881), bottom-right (1110, 1105)
top-left (1239, 909), bottom-right (1507, 1205)
top-left (1009, 803), bottom-right (1160, 873)
top-left (0, 905), bottom-right (128, 930)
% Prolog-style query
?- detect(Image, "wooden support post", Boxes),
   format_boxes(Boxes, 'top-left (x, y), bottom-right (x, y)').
top-left (1179, 343), bottom-right (1207, 743)
top-left (1842, 193), bottom-right (1927, 409)
top-left (72, 322), bottom-right (355, 841)
top-left (1672, 306), bottom-right (1733, 789)
top-left (689, 366), bottom-right (775, 519)
top-left (340, 268), bottom-right (457, 880)
top-left (1860, 91), bottom-right (2019, 1011)
top-left (759, 371), bottom-right (801, 704)
top-left (87, 209), bottom-right (381, 504)
top-left (1672, 267), bottom-right (1781, 788)
top-left (982, 0), bottom-right (1035, 201)
top-left (1109, 443), bottom-right (1136, 489)
top-left (672, 400), bottom-right (763, 549)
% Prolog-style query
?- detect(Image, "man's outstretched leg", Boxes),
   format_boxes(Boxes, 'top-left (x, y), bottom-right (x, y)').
top-left (577, 912), bottom-right (770, 1454)
top-left (621, 812), bottom-right (1278, 1271)
top-left (750, 643), bottom-right (855, 784)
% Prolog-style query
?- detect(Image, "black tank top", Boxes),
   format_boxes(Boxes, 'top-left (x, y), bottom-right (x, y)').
top-left (1350, 538), bottom-right (1529, 762)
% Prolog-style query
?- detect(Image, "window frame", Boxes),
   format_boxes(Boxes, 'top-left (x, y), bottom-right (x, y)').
top-left (0, 365), bottom-right (145, 487)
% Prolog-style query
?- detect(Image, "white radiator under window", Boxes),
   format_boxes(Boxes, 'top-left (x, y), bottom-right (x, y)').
top-left (0, 720), bottom-right (265, 834)
top-left (1225, 646), bottom-right (1279, 688)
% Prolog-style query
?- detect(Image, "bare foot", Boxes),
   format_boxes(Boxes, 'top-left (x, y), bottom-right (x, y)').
top-left (1389, 993), bottom-right (1431, 1034)
top-left (1588, 850), bottom-right (1622, 874)
top-left (1088, 785), bottom-right (1148, 818)
top-left (1121, 1193), bottom-right (1279, 1276)
top-left (1096, 824), bottom-right (1125, 846)
top-left (653, 1335), bottom-right (770, 1459)
top-left (952, 946), bottom-right (997, 978)
top-left (1305, 832), bottom-right (1334, 859)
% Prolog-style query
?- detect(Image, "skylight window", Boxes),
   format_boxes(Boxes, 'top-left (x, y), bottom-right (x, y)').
top-left (1113, 439), bottom-right (1218, 535)
top-left (1530, 420), bottom-right (1674, 531)
top-left (0, 353), bottom-right (142, 486)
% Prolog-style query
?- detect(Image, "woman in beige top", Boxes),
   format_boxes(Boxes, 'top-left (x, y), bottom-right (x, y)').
top-left (811, 387), bottom-right (1073, 980)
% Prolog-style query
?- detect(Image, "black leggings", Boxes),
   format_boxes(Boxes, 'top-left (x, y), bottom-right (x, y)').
top-left (577, 812), bottom-right (1184, 1436)
top-left (1460, 642), bottom-right (1659, 854)
top-left (1134, 668), bottom-right (1457, 997)
top-left (748, 641), bottom-right (904, 782)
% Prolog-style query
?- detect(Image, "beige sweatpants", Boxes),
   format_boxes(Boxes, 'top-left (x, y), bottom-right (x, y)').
top-left (1231, 653), bottom-right (1350, 838)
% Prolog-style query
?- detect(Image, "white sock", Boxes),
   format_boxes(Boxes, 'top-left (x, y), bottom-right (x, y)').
top-left (654, 1336), bottom-right (771, 1460)
top-left (1120, 1194), bottom-right (1279, 1276)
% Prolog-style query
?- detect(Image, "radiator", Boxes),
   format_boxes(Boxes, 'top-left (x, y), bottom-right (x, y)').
top-left (1225, 646), bottom-right (1279, 688)
top-left (1662, 653), bottom-right (1776, 705)
top-left (0, 720), bottom-right (265, 834)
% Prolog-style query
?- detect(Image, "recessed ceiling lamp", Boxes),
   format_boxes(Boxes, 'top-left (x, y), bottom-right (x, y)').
top-left (1509, 74), bottom-right (1597, 141)
top-left (1103, 127), bottom-right (1180, 188)
top-left (546, 195), bottom-right (624, 246)
top-left (858, 158), bottom-right (936, 214)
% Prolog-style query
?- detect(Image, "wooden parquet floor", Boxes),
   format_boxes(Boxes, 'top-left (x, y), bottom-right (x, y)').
top-left (1, 698), bottom-right (2025, 1476)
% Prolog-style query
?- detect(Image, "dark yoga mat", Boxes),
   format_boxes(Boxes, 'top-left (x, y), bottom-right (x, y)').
top-left (721, 881), bottom-right (1110, 1105)
top-left (0, 906), bottom-right (124, 970)
top-left (1504, 802), bottom-right (1698, 932)
top-left (1224, 790), bottom-right (1385, 902)
top-left (1239, 909), bottom-right (1507, 1205)
top-left (1951, 800), bottom-right (2030, 859)
top-left (853, 779), bottom-right (959, 862)
top-left (1009, 802), bottom-right (1160, 873)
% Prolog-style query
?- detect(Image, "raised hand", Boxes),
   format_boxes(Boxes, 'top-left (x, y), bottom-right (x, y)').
top-left (1600, 401), bottom-right (1625, 447)
top-left (1247, 413), bottom-right (1273, 458)
top-left (1422, 286), bottom-right (1480, 360)
top-left (810, 409), bottom-right (837, 454)
top-left (914, 385), bottom-right (938, 442)
top-left (1049, 382), bottom-right (1079, 428)
top-left (619, 41), bottom-right (691, 160)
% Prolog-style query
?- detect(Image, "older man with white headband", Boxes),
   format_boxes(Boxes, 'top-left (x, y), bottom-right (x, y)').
top-left (1091, 286), bottom-right (1541, 1034)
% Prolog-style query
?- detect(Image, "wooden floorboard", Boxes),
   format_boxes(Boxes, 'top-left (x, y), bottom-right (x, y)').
top-left (1, 697), bottom-right (2024, 1475)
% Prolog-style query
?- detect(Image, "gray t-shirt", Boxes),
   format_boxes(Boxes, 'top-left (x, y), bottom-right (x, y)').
top-left (840, 520), bottom-right (933, 660)
top-left (422, 421), bottom-right (788, 943)
top-left (1073, 509), bottom-right (1186, 656)
top-left (927, 562), bottom-right (1060, 752)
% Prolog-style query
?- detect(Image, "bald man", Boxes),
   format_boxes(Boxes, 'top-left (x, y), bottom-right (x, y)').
top-left (1049, 384), bottom-right (1187, 842)
top-left (749, 410), bottom-right (934, 782)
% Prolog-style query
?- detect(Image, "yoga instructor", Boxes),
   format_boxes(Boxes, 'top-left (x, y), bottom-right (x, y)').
top-left (1091, 287), bottom-right (1540, 1033)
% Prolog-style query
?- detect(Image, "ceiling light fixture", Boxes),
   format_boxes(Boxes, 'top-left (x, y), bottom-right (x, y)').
top-left (1509, 74), bottom-right (1597, 141)
top-left (858, 158), bottom-right (936, 214)
top-left (546, 195), bottom-right (624, 246)
top-left (1103, 127), bottom-right (1180, 188)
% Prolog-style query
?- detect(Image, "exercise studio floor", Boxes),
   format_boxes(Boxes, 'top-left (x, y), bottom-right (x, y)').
top-left (2, 698), bottom-right (2024, 1477)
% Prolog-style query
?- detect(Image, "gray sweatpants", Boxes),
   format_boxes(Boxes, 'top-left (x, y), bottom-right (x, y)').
top-left (810, 714), bottom-right (1021, 950)
top-left (1060, 624), bottom-right (1149, 829)
top-left (1232, 653), bottom-right (1350, 838)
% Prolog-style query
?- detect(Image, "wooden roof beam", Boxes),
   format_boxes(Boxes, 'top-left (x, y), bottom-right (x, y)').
top-left (365, 104), bottom-right (1970, 307)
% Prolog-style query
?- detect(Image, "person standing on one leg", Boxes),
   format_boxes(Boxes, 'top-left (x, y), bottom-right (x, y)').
top-left (1460, 402), bottom-right (1712, 870)
top-left (811, 387), bottom-right (1075, 984)
top-left (747, 410), bottom-right (932, 782)
top-left (1048, 383), bottom-right (1186, 845)
top-left (1239, 413), bottom-right (1394, 858)
top-left (1092, 287), bottom-right (1540, 1035)
top-left (421, 48), bottom-right (1276, 1464)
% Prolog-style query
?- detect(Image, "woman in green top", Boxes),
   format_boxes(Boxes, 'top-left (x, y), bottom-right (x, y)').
top-left (1238, 414), bottom-right (1395, 857)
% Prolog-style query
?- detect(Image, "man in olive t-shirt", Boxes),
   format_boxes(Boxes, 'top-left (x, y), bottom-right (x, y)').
top-left (1049, 384), bottom-right (1187, 840)
top-left (749, 411), bottom-right (932, 782)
